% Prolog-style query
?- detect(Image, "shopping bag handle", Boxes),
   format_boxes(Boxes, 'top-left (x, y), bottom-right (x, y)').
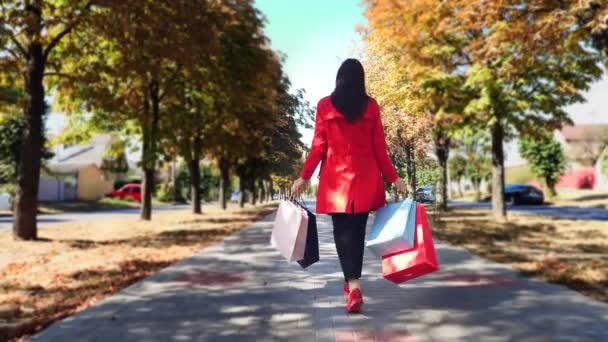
top-left (292, 195), bottom-right (310, 211)
top-left (280, 190), bottom-right (301, 201)
top-left (393, 192), bottom-right (401, 203)
top-left (384, 191), bottom-right (401, 205)
top-left (283, 191), bottom-right (307, 208)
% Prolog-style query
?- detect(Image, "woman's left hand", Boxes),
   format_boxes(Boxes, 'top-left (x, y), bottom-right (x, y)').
top-left (393, 178), bottom-right (407, 195)
top-left (291, 177), bottom-right (309, 195)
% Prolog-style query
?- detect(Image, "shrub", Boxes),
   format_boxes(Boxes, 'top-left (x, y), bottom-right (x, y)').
top-left (519, 132), bottom-right (566, 197)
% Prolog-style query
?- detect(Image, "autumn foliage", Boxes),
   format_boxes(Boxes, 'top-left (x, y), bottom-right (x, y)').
top-left (0, 0), bottom-right (309, 239)
top-left (362, 0), bottom-right (603, 217)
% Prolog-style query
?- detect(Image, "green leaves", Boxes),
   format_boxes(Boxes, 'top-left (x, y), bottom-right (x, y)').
top-left (575, 0), bottom-right (608, 63)
top-left (1, 0), bottom-right (311, 210)
top-left (519, 131), bottom-right (566, 196)
top-left (0, 114), bottom-right (24, 185)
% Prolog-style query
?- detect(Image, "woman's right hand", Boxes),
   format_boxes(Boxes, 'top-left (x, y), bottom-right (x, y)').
top-left (393, 178), bottom-right (407, 195)
top-left (291, 177), bottom-right (309, 195)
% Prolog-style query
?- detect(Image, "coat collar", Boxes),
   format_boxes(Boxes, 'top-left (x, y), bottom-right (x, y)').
top-left (322, 97), bottom-right (376, 121)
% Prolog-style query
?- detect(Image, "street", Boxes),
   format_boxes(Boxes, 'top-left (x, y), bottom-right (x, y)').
top-left (3, 200), bottom-right (605, 231)
top-left (0, 204), bottom-right (193, 229)
top-left (450, 201), bottom-right (608, 221)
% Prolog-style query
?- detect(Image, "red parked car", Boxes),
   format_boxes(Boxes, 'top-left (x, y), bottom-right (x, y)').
top-left (107, 184), bottom-right (142, 202)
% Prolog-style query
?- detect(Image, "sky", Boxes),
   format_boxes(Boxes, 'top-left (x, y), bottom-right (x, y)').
top-left (256, 0), bottom-right (608, 167)
top-left (255, 0), bottom-right (367, 145)
top-left (256, 0), bottom-right (366, 104)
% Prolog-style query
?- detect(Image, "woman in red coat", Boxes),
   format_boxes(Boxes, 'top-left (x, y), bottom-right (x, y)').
top-left (292, 59), bottom-right (406, 313)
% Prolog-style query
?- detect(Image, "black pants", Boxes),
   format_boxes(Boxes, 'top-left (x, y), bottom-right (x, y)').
top-left (331, 211), bottom-right (369, 281)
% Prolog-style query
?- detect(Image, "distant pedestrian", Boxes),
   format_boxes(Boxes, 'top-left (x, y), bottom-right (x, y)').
top-left (292, 58), bottom-right (406, 313)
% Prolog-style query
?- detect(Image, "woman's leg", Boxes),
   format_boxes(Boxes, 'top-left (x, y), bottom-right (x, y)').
top-left (331, 212), bottom-right (369, 288)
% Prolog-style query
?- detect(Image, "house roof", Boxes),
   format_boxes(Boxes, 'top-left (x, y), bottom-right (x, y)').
top-left (48, 135), bottom-right (112, 174)
top-left (560, 124), bottom-right (608, 142)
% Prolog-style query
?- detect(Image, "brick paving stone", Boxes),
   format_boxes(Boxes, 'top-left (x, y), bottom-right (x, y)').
top-left (31, 204), bottom-right (608, 342)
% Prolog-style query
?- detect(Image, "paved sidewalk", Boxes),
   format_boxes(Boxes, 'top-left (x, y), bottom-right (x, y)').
top-left (32, 207), bottom-right (608, 341)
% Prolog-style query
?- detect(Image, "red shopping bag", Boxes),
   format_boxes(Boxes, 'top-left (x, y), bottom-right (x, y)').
top-left (381, 203), bottom-right (439, 283)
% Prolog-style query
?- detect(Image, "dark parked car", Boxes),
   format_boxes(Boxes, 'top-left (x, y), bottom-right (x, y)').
top-left (416, 186), bottom-right (435, 203)
top-left (505, 184), bottom-right (544, 205)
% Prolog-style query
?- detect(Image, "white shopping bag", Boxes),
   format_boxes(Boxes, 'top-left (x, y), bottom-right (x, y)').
top-left (366, 199), bottom-right (417, 258)
top-left (271, 200), bottom-right (309, 262)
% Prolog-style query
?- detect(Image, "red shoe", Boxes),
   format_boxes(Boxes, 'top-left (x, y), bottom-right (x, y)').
top-left (343, 282), bottom-right (349, 297)
top-left (346, 288), bottom-right (363, 313)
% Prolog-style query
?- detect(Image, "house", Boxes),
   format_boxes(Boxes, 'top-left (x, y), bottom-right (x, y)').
top-left (505, 124), bottom-right (608, 190)
top-left (556, 124), bottom-right (608, 169)
top-left (555, 124), bottom-right (608, 190)
top-left (39, 134), bottom-right (128, 201)
top-left (597, 148), bottom-right (608, 191)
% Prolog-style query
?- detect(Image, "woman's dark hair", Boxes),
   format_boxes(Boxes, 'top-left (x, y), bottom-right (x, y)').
top-left (330, 58), bottom-right (369, 122)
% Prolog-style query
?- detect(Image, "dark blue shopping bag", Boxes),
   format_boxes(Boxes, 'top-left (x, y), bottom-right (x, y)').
top-left (297, 204), bottom-right (319, 269)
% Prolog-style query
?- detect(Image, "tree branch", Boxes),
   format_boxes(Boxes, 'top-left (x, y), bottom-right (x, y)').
top-left (5, 31), bottom-right (28, 58)
top-left (1, 1), bottom-right (27, 57)
top-left (43, 1), bottom-right (93, 60)
top-left (158, 65), bottom-right (182, 101)
top-left (1, 46), bottom-right (20, 60)
top-left (43, 71), bottom-right (73, 79)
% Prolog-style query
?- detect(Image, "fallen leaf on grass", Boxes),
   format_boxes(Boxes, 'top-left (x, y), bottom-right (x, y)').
top-left (0, 205), bottom-right (277, 341)
top-left (432, 208), bottom-right (608, 303)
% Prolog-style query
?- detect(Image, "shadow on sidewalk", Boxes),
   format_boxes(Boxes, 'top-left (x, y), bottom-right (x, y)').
top-left (31, 211), bottom-right (608, 341)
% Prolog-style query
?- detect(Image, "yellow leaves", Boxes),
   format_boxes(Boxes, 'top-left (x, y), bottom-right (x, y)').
top-left (365, 2), bottom-right (459, 75)
top-left (582, 0), bottom-right (608, 34)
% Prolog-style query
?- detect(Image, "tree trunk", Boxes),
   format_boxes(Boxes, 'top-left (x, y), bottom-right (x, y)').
top-left (268, 177), bottom-right (274, 201)
top-left (258, 179), bottom-right (265, 204)
top-left (435, 134), bottom-right (450, 211)
top-left (189, 136), bottom-right (202, 214)
top-left (458, 179), bottom-right (463, 198)
top-left (189, 159), bottom-right (201, 214)
top-left (141, 168), bottom-right (154, 220)
top-left (404, 141), bottom-right (416, 199)
top-left (238, 170), bottom-right (246, 208)
top-left (250, 176), bottom-right (257, 205)
top-left (140, 80), bottom-right (160, 221)
top-left (219, 157), bottom-right (230, 210)
top-left (13, 39), bottom-right (45, 241)
top-left (546, 179), bottom-right (557, 198)
top-left (161, 163), bottom-right (170, 201)
top-left (491, 122), bottom-right (507, 220)
top-left (473, 178), bottom-right (481, 202)
top-left (171, 158), bottom-right (179, 203)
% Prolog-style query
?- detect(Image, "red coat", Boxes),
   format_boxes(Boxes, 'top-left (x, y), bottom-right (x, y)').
top-left (300, 96), bottom-right (398, 214)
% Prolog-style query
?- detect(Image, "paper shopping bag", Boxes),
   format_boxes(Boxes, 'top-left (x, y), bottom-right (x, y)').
top-left (366, 199), bottom-right (416, 258)
top-left (292, 207), bottom-right (309, 261)
top-left (297, 204), bottom-right (319, 269)
top-left (271, 200), bottom-right (308, 262)
top-left (381, 203), bottom-right (439, 283)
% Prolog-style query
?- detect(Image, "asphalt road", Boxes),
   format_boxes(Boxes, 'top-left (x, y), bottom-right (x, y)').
top-left (0, 204), bottom-right (198, 230)
top-left (450, 201), bottom-right (608, 221)
top-left (3, 199), bottom-right (605, 230)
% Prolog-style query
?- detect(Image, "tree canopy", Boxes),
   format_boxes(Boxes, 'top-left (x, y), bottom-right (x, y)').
top-left (1, 0), bottom-right (309, 239)
top-left (363, 0), bottom-right (603, 219)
